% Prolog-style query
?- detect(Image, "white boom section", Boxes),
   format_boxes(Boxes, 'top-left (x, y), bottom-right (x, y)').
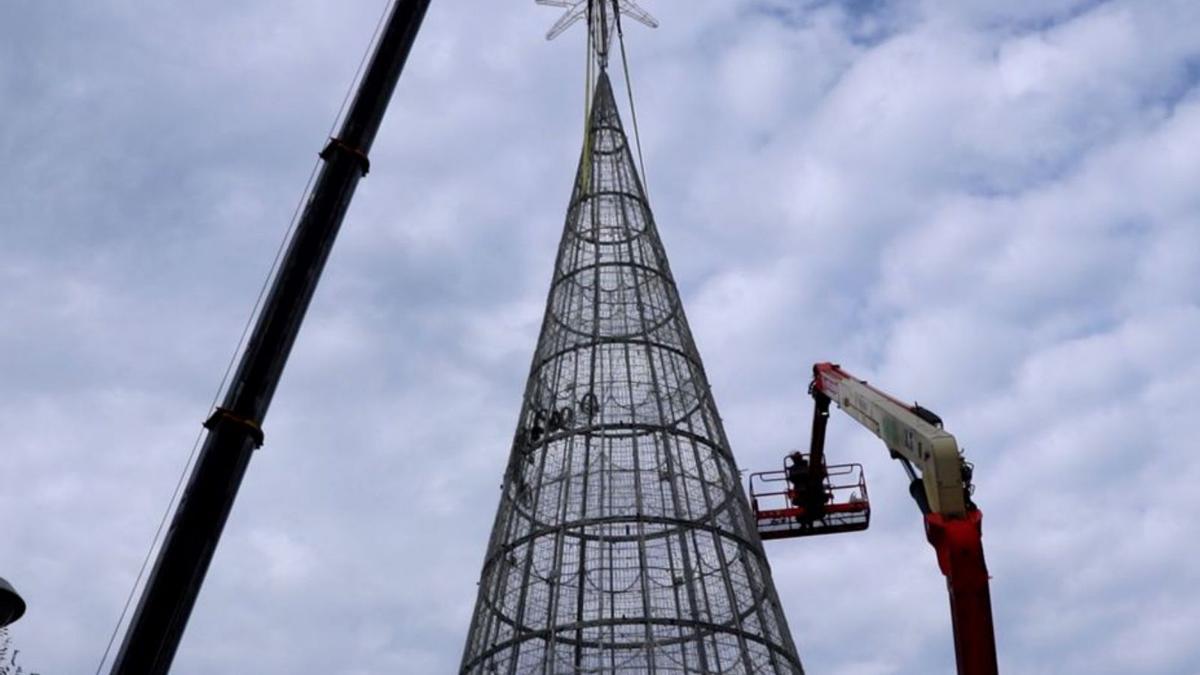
top-left (815, 365), bottom-right (968, 517)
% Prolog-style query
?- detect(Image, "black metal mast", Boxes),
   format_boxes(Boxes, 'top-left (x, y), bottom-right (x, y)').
top-left (110, 2), bottom-right (430, 672)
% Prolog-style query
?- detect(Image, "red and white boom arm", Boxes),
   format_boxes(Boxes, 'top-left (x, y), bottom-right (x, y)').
top-left (812, 363), bottom-right (968, 516)
top-left (812, 363), bottom-right (999, 675)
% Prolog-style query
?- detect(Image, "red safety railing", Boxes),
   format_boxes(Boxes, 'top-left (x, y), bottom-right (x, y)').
top-left (749, 459), bottom-right (870, 540)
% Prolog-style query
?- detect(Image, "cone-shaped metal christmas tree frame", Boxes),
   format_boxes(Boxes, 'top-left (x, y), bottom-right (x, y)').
top-left (460, 72), bottom-right (804, 674)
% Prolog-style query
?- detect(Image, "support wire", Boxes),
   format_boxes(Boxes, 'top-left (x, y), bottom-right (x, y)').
top-left (614, 7), bottom-right (650, 197)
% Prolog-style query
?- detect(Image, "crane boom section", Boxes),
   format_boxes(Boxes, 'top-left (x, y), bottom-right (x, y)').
top-left (813, 363), bottom-right (968, 517)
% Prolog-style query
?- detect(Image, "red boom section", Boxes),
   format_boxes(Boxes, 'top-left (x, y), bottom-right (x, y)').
top-left (926, 509), bottom-right (998, 675)
top-left (811, 361), bottom-right (847, 396)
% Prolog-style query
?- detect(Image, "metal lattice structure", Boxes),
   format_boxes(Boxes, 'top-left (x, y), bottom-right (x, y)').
top-left (459, 68), bottom-right (804, 674)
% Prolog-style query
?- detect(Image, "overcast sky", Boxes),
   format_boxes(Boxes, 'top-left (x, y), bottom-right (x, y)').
top-left (2, 1), bottom-right (1198, 673)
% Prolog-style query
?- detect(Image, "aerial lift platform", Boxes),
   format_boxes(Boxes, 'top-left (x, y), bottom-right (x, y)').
top-left (749, 362), bottom-right (999, 675)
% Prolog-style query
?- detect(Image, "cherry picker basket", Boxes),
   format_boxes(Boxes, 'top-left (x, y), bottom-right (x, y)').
top-left (749, 458), bottom-right (870, 540)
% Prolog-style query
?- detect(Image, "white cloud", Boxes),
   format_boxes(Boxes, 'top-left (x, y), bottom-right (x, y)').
top-left (1, 0), bottom-right (1197, 673)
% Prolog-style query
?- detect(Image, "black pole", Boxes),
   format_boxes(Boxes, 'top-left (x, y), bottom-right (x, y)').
top-left (807, 377), bottom-right (831, 520)
top-left (110, 2), bottom-right (430, 672)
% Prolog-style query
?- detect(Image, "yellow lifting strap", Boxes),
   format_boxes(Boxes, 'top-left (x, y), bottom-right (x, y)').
top-left (578, 20), bottom-right (595, 195)
top-left (203, 406), bottom-right (265, 448)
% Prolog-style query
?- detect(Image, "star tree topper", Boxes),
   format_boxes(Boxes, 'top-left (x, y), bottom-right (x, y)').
top-left (536, 0), bottom-right (658, 67)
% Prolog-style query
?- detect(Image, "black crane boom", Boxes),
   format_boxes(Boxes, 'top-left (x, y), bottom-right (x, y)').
top-left (109, 2), bottom-right (431, 672)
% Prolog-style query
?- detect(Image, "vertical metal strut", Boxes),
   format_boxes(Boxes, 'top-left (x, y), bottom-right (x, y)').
top-left (459, 71), bottom-right (804, 674)
top-left (109, 2), bottom-right (430, 673)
